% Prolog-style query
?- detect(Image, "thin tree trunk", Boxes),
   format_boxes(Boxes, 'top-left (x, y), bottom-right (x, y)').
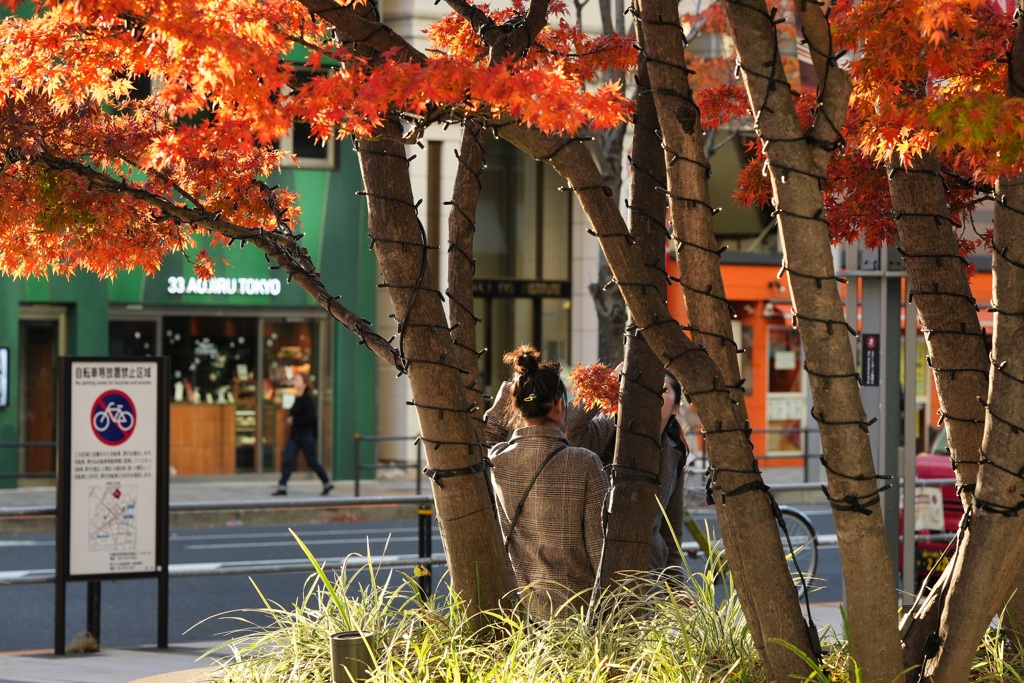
top-left (921, 15), bottom-right (1024, 667)
top-left (590, 123), bottom-right (628, 366)
top-left (446, 121), bottom-right (488, 443)
top-left (597, 53), bottom-right (668, 583)
top-left (357, 119), bottom-right (517, 619)
top-left (720, 1), bottom-right (902, 680)
top-left (636, 0), bottom-right (770, 661)
top-left (589, 0), bottom-right (629, 366)
top-left (500, 121), bottom-right (813, 680)
top-left (990, 6), bottom-right (1024, 644)
top-left (638, 0), bottom-right (748, 408)
top-left (886, 152), bottom-right (987, 673)
top-left (923, 172), bottom-right (1024, 682)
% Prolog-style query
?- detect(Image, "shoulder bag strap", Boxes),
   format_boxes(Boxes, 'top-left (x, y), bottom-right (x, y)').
top-left (504, 444), bottom-right (568, 552)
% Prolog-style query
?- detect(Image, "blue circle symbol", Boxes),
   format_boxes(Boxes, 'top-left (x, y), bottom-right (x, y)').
top-left (91, 390), bottom-right (137, 446)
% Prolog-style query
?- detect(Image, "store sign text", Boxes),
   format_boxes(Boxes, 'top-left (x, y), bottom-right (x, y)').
top-left (166, 276), bottom-right (282, 297)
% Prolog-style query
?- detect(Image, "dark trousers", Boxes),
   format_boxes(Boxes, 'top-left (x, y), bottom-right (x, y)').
top-left (278, 433), bottom-right (329, 486)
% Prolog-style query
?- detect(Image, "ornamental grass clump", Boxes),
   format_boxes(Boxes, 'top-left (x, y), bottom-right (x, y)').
top-left (200, 530), bottom-right (769, 682)
top-left (196, 530), bottom-right (1024, 682)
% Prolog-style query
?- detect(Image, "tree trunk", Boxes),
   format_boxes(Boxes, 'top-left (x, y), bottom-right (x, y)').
top-left (446, 121), bottom-right (488, 443)
top-left (721, 1), bottom-right (902, 680)
top-left (639, 0), bottom-right (749, 412)
top-left (590, 123), bottom-right (628, 367)
top-left (905, 12), bottom-right (1024, 678)
top-left (589, 0), bottom-right (630, 367)
top-left (636, 0), bottom-right (768, 659)
top-left (886, 152), bottom-right (987, 673)
top-left (597, 55), bottom-right (669, 583)
top-left (500, 122), bottom-right (814, 680)
top-left (988, 7), bottom-right (1024, 649)
top-left (923, 171), bottom-right (1024, 681)
top-left (356, 119), bottom-right (517, 618)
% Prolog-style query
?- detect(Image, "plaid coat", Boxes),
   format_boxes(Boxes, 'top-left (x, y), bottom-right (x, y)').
top-left (487, 425), bottom-right (608, 618)
top-left (485, 381), bottom-right (687, 573)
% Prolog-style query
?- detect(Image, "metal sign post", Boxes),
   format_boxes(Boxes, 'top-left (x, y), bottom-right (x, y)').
top-left (842, 243), bottom-right (910, 586)
top-left (55, 357), bottom-right (169, 654)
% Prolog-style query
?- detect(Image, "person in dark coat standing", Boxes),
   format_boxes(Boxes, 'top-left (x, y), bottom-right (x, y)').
top-left (273, 372), bottom-right (334, 496)
top-left (485, 346), bottom-right (608, 619)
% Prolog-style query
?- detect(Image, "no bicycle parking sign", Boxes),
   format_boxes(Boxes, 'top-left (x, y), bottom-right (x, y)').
top-left (55, 357), bottom-right (170, 653)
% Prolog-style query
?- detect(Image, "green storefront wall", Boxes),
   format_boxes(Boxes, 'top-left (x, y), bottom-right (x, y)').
top-left (0, 144), bottom-right (377, 485)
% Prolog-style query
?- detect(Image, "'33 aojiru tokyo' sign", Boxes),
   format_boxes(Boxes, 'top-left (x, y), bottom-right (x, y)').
top-left (65, 360), bottom-right (162, 577)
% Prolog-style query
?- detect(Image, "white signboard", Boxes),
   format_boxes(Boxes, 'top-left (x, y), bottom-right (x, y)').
top-left (0, 347), bottom-right (8, 408)
top-left (915, 487), bottom-right (945, 533)
top-left (68, 361), bottom-right (159, 576)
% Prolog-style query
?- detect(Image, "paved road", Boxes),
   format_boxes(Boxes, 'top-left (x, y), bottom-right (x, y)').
top-left (0, 518), bottom-right (441, 652)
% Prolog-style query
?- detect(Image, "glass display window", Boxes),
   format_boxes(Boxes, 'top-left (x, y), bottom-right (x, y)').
top-left (164, 317), bottom-right (258, 405)
top-left (109, 320), bottom-right (158, 358)
top-left (766, 325), bottom-right (806, 455)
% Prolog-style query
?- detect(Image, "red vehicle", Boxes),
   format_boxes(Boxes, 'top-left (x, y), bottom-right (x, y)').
top-left (913, 430), bottom-right (963, 583)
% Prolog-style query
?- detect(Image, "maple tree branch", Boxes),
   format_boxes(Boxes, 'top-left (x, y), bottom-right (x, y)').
top-left (795, 0), bottom-right (851, 177)
top-left (443, 0), bottom-right (550, 64)
top-left (24, 150), bottom-right (403, 370)
top-left (297, 0), bottom-right (425, 64)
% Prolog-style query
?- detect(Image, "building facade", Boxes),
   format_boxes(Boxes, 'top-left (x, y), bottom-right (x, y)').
top-left (0, 144), bottom-right (378, 484)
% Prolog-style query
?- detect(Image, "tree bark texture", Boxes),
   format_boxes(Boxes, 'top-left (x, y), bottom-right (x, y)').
top-left (991, 5), bottom-right (1024, 651)
top-left (499, 121), bottom-right (813, 681)
top-left (636, 0), bottom-right (770, 660)
top-left (921, 9), bottom-right (1024, 673)
top-left (446, 121), bottom-right (488, 443)
top-left (597, 55), bottom-right (670, 583)
top-left (357, 120), bottom-right (518, 618)
top-left (922, 173), bottom-right (1024, 683)
top-left (886, 152), bottom-right (987, 673)
top-left (639, 0), bottom-right (749, 412)
top-left (721, 1), bottom-right (902, 680)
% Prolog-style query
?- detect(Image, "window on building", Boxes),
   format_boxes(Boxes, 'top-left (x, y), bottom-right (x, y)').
top-left (109, 320), bottom-right (157, 357)
top-left (474, 139), bottom-right (572, 395)
top-left (277, 69), bottom-right (336, 169)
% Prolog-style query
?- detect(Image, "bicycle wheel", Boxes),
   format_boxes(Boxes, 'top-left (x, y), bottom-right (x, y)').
top-left (777, 506), bottom-right (818, 592)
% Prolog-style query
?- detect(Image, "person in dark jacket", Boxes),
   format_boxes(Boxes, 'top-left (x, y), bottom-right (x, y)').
top-left (273, 372), bottom-right (334, 496)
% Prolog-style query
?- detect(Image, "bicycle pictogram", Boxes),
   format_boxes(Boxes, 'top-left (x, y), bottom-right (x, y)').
top-left (91, 390), bottom-right (137, 445)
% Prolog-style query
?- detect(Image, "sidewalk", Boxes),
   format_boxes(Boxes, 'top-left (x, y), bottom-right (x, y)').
top-left (0, 473), bottom-right (427, 532)
top-left (0, 642), bottom-right (221, 683)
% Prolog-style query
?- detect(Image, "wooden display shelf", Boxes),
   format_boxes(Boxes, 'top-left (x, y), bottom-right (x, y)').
top-left (170, 403), bottom-right (237, 475)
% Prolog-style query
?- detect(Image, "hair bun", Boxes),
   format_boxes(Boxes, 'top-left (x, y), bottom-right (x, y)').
top-left (503, 345), bottom-right (540, 375)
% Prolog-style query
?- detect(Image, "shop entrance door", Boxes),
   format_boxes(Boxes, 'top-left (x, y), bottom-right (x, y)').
top-left (18, 307), bottom-right (67, 475)
top-left (261, 318), bottom-right (321, 474)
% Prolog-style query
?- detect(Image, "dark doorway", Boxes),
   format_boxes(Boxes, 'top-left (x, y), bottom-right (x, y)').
top-left (19, 318), bottom-right (61, 474)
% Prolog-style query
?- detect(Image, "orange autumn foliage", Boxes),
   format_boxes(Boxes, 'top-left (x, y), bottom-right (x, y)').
top-left (0, 0), bottom-right (635, 280)
top-left (568, 362), bottom-right (620, 415)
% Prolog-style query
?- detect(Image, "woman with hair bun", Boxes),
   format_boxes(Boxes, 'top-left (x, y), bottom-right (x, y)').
top-left (485, 345), bottom-right (608, 619)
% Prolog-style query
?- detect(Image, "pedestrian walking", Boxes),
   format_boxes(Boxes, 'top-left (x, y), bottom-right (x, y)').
top-left (485, 345), bottom-right (608, 619)
top-left (272, 372), bottom-right (334, 496)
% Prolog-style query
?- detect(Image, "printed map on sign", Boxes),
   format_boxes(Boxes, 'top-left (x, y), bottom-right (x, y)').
top-left (88, 483), bottom-right (137, 552)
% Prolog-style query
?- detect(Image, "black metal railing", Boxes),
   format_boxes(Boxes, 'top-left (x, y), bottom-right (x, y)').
top-left (0, 494), bottom-right (439, 592)
top-left (352, 434), bottom-right (423, 496)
